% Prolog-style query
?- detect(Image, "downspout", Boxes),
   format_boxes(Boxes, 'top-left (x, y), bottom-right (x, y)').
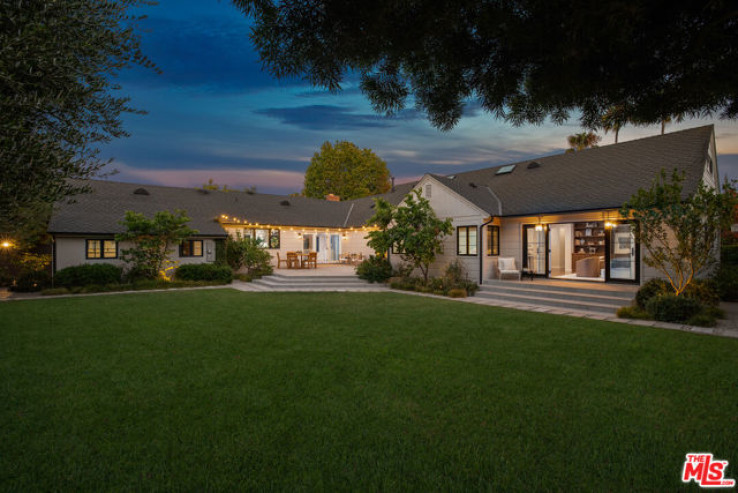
top-left (479, 217), bottom-right (495, 285)
top-left (478, 186), bottom-right (503, 285)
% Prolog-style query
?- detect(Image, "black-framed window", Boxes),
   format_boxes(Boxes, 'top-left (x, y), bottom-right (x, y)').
top-left (234, 228), bottom-right (280, 249)
top-left (180, 240), bottom-right (203, 257)
top-left (457, 226), bottom-right (477, 255)
top-left (486, 225), bottom-right (500, 256)
top-left (86, 239), bottom-right (118, 259)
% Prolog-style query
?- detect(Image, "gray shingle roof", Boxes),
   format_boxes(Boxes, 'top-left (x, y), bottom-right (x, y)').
top-left (48, 180), bottom-right (416, 235)
top-left (48, 126), bottom-right (713, 235)
top-left (439, 125), bottom-right (714, 217)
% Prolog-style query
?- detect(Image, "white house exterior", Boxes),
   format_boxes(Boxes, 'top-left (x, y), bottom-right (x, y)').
top-left (48, 125), bottom-right (720, 286)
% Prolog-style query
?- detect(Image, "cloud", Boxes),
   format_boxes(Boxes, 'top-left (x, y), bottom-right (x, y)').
top-left (108, 163), bottom-right (305, 194)
top-left (255, 105), bottom-right (394, 130)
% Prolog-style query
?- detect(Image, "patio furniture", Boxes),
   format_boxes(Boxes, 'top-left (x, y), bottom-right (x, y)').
top-left (497, 257), bottom-right (522, 280)
top-left (306, 252), bottom-right (318, 269)
top-left (277, 252), bottom-right (290, 269)
top-left (286, 252), bottom-right (300, 269)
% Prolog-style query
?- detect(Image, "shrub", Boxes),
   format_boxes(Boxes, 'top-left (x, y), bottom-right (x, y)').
top-left (686, 313), bottom-right (718, 327)
top-left (635, 279), bottom-right (670, 309)
top-left (356, 255), bottom-right (393, 283)
top-left (175, 263), bottom-right (233, 282)
top-left (616, 305), bottom-right (651, 319)
top-left (393, 263), bottom-right (415, 278)
top-left (55, 263), bottom-right (123, 287)
top-left (448, 288), bottom-right (467, 298)
top-left (722, 245), bottom-right (738, 265)
top-left (683, 279), bottom-right (720, 307)
top-left (226, 237), bottom-right (273, 275)
top-left (42, 287), bottom-right (71, 296)
top-left (645, 294), bottom-right (702, 323)
top-left (712, 264), bottom-right (738, 301)
top-left (11, 270), bottom-right (51, 292)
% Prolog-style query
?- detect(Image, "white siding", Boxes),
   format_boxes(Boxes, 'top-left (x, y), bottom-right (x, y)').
top-left (54, 236), bottom-right (218, 272)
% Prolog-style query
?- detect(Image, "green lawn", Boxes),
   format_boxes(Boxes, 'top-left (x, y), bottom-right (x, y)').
top-left (1, 290), bottom-right (736, 491)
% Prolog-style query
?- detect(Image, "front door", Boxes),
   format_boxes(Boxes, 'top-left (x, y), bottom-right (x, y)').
top-left (523, 225), bottom-right (548, 275)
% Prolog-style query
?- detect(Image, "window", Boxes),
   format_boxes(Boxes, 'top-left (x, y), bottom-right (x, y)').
top-left (86, 239), bottom-right (117, 259)
top-left (425, 184), bottom-right (432, 198)
top-left (486, 225), bottom-right (500, 256)
top-left (495, 164), bottom-right (516, 175)
top-left (457, 226), bottom-right (477, 255)
top-left (268, 229), bottom-right (280, 249)
top-left (180, 239), bottom-right (203, 257)
top-left (254, 229), bottom-right (269, 247)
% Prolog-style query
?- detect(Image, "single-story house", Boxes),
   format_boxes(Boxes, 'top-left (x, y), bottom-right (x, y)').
top-left (48, 125), bottom-right (720, 285)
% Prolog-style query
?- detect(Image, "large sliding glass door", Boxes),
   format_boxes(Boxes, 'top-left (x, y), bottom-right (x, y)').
top-left (523, 225), bottom-right (547, 275)
top-left (607, 222), bottom-right (638, 282)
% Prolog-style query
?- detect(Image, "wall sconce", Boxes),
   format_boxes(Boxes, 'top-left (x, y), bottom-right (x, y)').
top-left (1, 241), bottom-right (12, 249)
top-left (342, 233), bottom-right (347, 240)
top-left (297, 232), bottom-right (302, 238)
top-left (604, 221), bottom-right (615, 229)
top-left (534, 217), bottom-right (544, 231)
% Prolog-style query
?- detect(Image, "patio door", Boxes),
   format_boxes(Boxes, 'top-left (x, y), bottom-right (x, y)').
top-left (606, 222), bottom-right (638, 282)
top-left (523, 225), bottom-right (548, 275)
top-left (329, 234), bottom-right (340, 262)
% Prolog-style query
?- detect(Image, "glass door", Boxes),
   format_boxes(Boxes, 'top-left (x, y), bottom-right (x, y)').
top-left (607, 222), bottom-right (638, 282)
top-left (523, 225), bottom-right (548, 275)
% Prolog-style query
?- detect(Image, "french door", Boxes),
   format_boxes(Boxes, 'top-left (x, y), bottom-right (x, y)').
top-left (523, 225), bottom-right (548, 275)
top-left (606, 222), bottom-right (639, 282)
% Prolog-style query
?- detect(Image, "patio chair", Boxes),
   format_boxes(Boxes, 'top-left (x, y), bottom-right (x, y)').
top-left (286, 252), bottom-right (299, 269)
top-left (277, 252), bottom-right (290, 269)
top-left (497, 257), bottom-right (522, 280)
top-left (306, 252), bottom-right (318, 269)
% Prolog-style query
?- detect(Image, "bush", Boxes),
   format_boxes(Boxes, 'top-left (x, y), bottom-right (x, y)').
top-left (55, 263), bottom-right (123, 288)
top-left (683, 279), bottom-right (720, 307)
top-left (686, 313), bottom-right (718, 327)
top-left (11, 270), bottom-right (51, 292)
top-left (356, 256), bottom-right (393, 283)
top-left (616, 305), bottom-right (651, 319)
top-left (42, 287), bottom-right (71, 296)
top-left (722, 245), bottom-right (738, 265)
top-left (175, 263), bottom-right (233, 282)
top-left (645, 294), bottom-right (702, 323)
top-left (226, 237), bottom-right (273, 275)
top-left (448, 288), bottom-right (467, 298)
top-left (712, 264), bottom-right (738, 301)
top-left (635, 279), bottom-right (670, 309)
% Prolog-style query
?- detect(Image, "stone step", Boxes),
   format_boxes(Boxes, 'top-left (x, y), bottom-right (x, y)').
top-left (479, 284), bottom-right (633, 305)
top-left (475, 290), bottom-right (624, 314)
top-left (481, 280), bottom-right (636, 300)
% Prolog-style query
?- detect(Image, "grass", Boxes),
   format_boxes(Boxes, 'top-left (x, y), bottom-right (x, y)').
top-left (1, 290), bottom-right (736, 491)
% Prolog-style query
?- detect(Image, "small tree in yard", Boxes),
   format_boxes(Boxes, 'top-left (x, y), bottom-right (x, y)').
top-left (366, 189), bottom-right (452, 283)
top-left (621, 170), bottom-right (737, 296)
top-left (116, 210), bottom-right (197, 280)
top-left (226, 236), bottom-right (273, 276)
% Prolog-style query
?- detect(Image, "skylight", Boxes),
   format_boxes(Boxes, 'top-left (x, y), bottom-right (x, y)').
top-left (495, 164), bottom-right (516, 175)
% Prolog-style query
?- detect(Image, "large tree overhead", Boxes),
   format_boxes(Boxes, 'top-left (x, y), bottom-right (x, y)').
top-left (303, 141), bottom-right (391, 200)
top-left (0, 0), bottom-right (156, 235)
top-left (234, 0), bottom-right (738, 131)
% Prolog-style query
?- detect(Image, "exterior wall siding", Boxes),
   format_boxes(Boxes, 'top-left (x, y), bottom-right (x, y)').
top-left (54, 236), bottom-right (218, 272)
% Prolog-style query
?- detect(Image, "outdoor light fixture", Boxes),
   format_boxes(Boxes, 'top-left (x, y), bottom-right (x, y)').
top-left (605, 221), bottom-right (615, 229)
top-left (1, 241), bottom-right (10, 248)
top-left (534, 217), bottom-right (544, 231)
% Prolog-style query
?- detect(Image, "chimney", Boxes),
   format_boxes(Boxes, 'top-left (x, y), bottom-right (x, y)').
top-left (391, 176), bottom-right (395, 192)
top-left (325, 193), bottom-right (340, 202)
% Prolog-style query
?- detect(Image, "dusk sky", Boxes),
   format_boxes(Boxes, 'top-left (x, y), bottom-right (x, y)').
top-left (102, 0), bottom-right (738, 195)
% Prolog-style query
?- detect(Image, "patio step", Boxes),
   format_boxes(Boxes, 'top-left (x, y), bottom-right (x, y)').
top-left (478, 280), bottom-right (636, 314)
top-left (248, 274), bottom-right (385, 292)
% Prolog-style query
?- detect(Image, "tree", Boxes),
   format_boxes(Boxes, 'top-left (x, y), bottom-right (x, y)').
top-left (366, 189), bottom-right (452, 283)
top-left (0, 0), bottom-right (156, 236)
top-left (201, 179), bottom-right (257, 194)
top-left (621, 170), bottom-right (737, 296)
top-left (303, 141), bottom-right (391, 200)
top-left (225, 236), bottom-right (273, 276)
top-left (116, 210), bottom-right (197, 280)
top-left (599, 106), bottom-right (631, 143)
top-left (234, 0), bottom-right (738, 131)
top-left (566, 132), bottom-right (601, 153)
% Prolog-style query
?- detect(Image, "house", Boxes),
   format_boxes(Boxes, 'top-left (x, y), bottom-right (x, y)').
top-left (48, 125), bottom-right (720, 285)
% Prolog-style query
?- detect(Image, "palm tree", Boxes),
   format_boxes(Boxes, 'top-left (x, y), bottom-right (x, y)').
top-left (600, 105), bottom-right (629, 143)
top-left (566, 132), bottom-right (602, 153)
top-left (660, 113), bottom-right (685, 134)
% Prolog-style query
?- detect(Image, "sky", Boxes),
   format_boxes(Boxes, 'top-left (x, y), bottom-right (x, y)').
top-left (101, 0), bottom-right (738, 195)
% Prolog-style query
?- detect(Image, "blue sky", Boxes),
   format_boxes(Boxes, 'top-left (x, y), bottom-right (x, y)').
top-left (102, 0), bottom-right (738, 195)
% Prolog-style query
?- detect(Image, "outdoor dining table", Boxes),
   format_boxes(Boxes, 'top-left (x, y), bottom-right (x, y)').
top-left (286, 251), bottom-right (312, 269)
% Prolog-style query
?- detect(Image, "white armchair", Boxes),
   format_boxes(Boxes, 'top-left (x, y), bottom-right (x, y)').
top-left (497, 257), bottom-right (521, 280)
